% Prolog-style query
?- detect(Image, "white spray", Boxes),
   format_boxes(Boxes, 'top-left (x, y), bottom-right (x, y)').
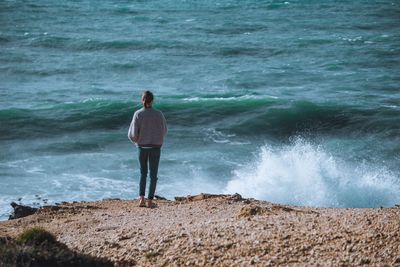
top-left (225, 138), bottom-right (400, 208)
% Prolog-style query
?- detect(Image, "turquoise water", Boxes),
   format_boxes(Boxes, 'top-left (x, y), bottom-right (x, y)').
top-left (1, 0), bottom-right (400, 219)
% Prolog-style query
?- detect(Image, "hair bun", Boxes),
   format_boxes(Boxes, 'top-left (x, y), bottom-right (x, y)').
top-left (142, 90), bottom-right (154, 107)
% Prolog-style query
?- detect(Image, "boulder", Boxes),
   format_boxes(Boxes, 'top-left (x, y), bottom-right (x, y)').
top-left (9, 202), bottom-right (38, 220)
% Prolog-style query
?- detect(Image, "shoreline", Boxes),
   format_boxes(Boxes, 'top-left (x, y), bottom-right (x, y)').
top-left (1, 193), bottom-right (399, 266)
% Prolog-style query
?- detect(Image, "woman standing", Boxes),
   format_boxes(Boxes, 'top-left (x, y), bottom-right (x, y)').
top-left (128, 91), bottom-right (167, 208)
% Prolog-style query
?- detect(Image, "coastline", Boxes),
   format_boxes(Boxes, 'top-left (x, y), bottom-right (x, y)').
top-left (1, 194), bottom-right (399, 266)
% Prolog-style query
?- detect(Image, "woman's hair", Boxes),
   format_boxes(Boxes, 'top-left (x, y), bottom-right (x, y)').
top-left (142, 90), bottom-right (154, 108)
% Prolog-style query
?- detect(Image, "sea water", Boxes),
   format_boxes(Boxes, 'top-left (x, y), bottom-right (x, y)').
top-left (1, 0), bottom-right (399, 219)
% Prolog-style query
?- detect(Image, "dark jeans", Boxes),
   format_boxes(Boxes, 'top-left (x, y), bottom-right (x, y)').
top-left (138, 147), bottom-right (161, 200)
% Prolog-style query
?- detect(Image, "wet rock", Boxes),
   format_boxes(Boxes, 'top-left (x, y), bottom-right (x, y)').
top-left (230, 193), bottom-right (243, 201)
top-left (9, 202), bottom-right (38, 220)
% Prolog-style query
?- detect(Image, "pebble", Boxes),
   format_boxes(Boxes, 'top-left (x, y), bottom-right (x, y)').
top-left (1, 194), bottom-right (399, 266)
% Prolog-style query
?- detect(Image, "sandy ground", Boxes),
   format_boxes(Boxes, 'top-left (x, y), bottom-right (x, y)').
top-left (0, 194), bottom-right (399, 266)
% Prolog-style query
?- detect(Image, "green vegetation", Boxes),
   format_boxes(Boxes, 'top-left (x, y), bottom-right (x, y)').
top-left (0, 228), bottom-right (113, 267)
top-left (16, 227), bottom-right (56, 245)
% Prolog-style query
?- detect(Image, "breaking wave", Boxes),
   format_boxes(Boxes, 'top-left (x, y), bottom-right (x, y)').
top-left (1, 95), bottom-right (398, 140)
top-left (225, 138), bottom-right (400, 208)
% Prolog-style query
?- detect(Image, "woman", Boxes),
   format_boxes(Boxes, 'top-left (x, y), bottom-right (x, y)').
top-left (128, 91), bottom-right (167, 208)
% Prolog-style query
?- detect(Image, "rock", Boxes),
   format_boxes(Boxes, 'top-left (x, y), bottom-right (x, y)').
top-left (42, 205), bottom-right (61, 211)
top-left (174, 193), bottom-right (242, 202)
top-left (2, 193), bottom-right (400, 266)
top-left (174, 196), bottom-right (187, 201)
top-left (359, 258), bottom-right (370, 265)
top-left (118, 235), bottom-right (131, 241)
top-left (154, 195), bottom-right (167, 200)
top-left (238, 205), bottom-right (271, 217)
top-left (271, 205), bottom-right (295, 212)
top-left (0, 232), bottom-right (113, 266)
top-left (9, 202), bottom-right (38, 220)
top-left (230, 193), bottom-right (243, 201)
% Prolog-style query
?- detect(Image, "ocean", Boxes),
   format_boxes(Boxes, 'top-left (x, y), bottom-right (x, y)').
top-left (1, 0), bottom-right (399, 220)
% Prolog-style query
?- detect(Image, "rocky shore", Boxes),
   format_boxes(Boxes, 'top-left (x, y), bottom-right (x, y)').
top-left (0, 194), bottom-right (399, 266)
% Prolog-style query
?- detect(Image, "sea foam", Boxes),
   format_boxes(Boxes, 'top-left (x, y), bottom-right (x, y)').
top-left (224, 138), bottom-right (400, 208)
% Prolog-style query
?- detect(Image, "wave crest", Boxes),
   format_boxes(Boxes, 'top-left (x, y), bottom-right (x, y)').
top-left (224, 138), bottom-right (400, 208)
top-left (1, 96), bottom-right (398, 141)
